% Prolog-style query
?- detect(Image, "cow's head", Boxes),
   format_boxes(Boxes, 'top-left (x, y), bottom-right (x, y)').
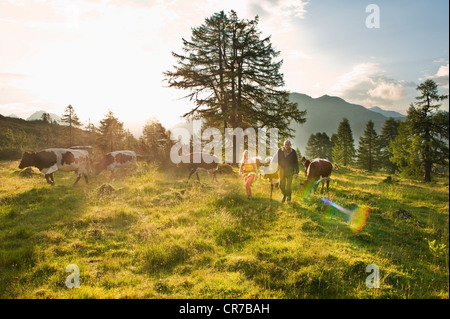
top-left (19, 151), bottom-right (37, 169)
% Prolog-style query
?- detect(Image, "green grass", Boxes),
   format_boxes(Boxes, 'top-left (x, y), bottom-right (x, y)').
top-left (0, 160), bottom-right (448, 299)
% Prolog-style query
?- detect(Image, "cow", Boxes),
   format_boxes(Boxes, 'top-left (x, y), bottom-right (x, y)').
top-left (18, 148), bottom-right (90, 186)
top-left (179, 152), bottom-right (219, 182)
top-left (95, 151), bottom-right (137, 176)
top-left (255, 156), bottom-right (280, 200)
top-left (302, 158), bottom-right (339, 176)
top-left (301, 158), bottom-right (335, 194)
top-left (70, 146), bottom-right (94, 172)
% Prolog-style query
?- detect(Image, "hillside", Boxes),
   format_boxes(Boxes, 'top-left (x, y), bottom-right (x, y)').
top-left (0, 115), bottom-right (90, 159)
top-left (289, 93), bottom-right (401, 154)
top-left (0, 161), bottom-right (448, 299)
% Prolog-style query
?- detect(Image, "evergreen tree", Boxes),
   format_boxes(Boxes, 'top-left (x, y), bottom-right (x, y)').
top-left (332, 118), bottom-right (356, 166)
top-left (357, 120), bottom-right (382, 171)
top-left (379, 117), bottom-right (400, 173)
top-left (124, 129), bottom-right (138, 151)
top-left (139, 118), bottom-right (172, 163)
top-left (388, 121), bottom-right (422, 177)
top-left (41, 112), bottom-right (51, 123)
top-left (390, 80), bottom-right (449, 181)
top-left (164, 10), bottom-right (306, 163)
top-left (305, 132), bottom-right (333, 160)
top-left (61, 105), bottom-right (82, 146)
top-left (295, 147), bottom-right (302, 160)
top-left (97, 110), bottom-right (125, 152)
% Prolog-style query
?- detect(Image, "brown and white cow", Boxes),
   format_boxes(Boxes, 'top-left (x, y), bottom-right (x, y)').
top-left (95, 151), bottom-right (137, 176)
top-left (301, 158), bottom-right (335, 193)
top-left (179, 152), bottom-right (219, 182)
top-left (18, 148), bottom-right (91, 185)
top-left (70, 146), bottom-right (94, 172)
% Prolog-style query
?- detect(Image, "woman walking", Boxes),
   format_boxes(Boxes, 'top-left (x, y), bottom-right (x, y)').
top-left (239, 150), bottom-right (258, 199)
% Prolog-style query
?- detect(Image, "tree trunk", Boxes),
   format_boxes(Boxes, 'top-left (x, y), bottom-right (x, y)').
top-left (424, 160), bottom-right (432, 182)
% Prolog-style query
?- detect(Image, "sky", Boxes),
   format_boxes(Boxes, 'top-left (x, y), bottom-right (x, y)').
top-left (0, 0), bottom-right (448, 136)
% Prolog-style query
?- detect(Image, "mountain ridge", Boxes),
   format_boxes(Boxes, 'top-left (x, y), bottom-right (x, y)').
top-left (289, 92), bottom-right (404, 155)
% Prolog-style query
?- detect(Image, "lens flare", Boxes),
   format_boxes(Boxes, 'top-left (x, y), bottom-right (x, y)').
top-left (299, 179), bottom-right (317, 199)
top-left (321, 197), bottom-right (370, 233)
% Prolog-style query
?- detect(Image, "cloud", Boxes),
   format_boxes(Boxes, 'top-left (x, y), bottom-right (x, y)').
top-left (248, 0), bottom-right (309, 33)
top-left (254, 0), bottom-right (309, 18)
top-left (328, 63), bottom-right (409, 107)
top-left (0, 73), bottom-right (30, 85)
top-left (433, 58), bottom-right (448, 64)
top-left (427, 63), bottom-right (449, 89)
top-left (368, 81), bottom-right (404, 101)
top-left (287, 49), bottom-right (311, 60)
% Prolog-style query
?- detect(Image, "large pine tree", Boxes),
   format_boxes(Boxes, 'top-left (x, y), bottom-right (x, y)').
top-left (332, 118), bottom-right (356, 166)
top-left (164, 10), bottom-right (306, 162)
top-left (357, 120), bottom-right (381, 171)
top-left (390, 80), bottom-right (449, 181)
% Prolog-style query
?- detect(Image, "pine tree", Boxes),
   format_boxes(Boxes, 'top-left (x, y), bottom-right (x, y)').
top-left (388, 121), bottom-right (422, 177)
top-left (61, 105), bottom-right (82, 146)
top-left (305, 132), bottom-right (333, 160)
top-left (390, 80), bottom-right (449, 181)
top-left (41, 112), bottom-right (51, 123)
top-left (97, 110), bottom-right (125, 152)
top-left (379, 117), bottom-right (400, 173)
top-left (357, 120), bottom-right (381, 171)
top-left (332, 118), bottom-right (356, 166)
top-left (164, 10), bottom-right (306, 163)
top-left (139, 119), bottom-right (171, 163)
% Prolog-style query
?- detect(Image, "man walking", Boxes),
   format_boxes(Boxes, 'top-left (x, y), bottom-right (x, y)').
top-left (277, 140), bottom-right (299, 203)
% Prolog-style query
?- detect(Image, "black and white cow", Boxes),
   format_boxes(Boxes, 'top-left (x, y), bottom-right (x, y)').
top-left (18, 148), bottom-right (91, 185)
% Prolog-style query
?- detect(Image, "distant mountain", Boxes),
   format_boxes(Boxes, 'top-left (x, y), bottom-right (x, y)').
top-left (26, 110), bottom-right (62, 123)
top-left (7, 114), bottom-right (20, 119)
top-left (369, 106), bottom-right (406, 118)
top-left (289, 93), bottom-right (404, 155)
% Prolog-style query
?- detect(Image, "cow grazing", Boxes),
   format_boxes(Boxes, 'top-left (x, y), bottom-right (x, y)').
top-left (301, 158), bottom-right (334, 193)
top-left (180, 152), bottom-right (219, 182)
top-left (95, 151), bottom-right (137, 176)
top-left (18, 148), bottom-right (91, 186)
top-left (256, 156), bottom-right (280, 200)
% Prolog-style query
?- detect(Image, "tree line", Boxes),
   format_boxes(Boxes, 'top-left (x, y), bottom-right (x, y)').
top-left (0, 107), bottom-right (174, 165)
top-left (304, 79), bottom-right (449, 182)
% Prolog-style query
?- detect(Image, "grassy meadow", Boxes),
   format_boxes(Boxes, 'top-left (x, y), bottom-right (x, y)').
top-left (0, 160), bottom-right (448, 299)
